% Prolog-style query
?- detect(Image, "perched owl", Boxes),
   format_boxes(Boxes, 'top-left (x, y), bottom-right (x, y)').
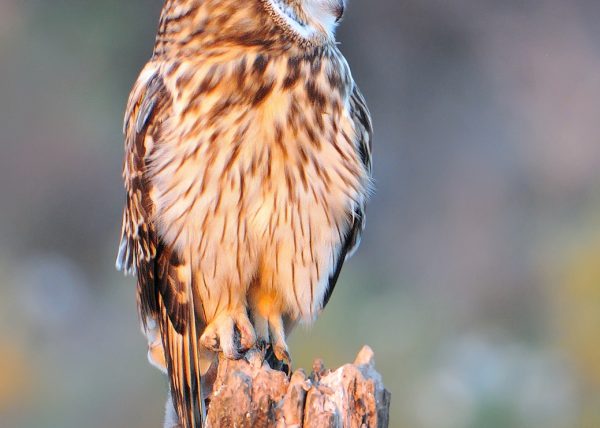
top-left (116, 0), bottom-right (372, 426)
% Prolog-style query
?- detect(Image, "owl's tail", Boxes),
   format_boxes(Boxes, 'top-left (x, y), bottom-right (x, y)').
top-left (158, 291), bottom-right (206, 428)
top-left (156, 238), bottom-right (207, 428)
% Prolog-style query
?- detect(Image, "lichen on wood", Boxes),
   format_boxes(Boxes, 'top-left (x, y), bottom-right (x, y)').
top-left (205, 346), bottom-right (390, 428)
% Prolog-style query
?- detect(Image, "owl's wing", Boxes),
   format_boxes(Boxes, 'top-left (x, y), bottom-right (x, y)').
top-left (322, 85), bottom-right (373, 309)
top-left (116, 64), bottom-right (205, 428)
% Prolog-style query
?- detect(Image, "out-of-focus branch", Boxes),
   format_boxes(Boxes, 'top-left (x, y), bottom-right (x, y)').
top-left (206, 346), bottom-right (390, 428)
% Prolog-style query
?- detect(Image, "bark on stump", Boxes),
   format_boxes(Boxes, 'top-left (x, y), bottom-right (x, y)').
top-left (206, 346), bottom-right (390, 428)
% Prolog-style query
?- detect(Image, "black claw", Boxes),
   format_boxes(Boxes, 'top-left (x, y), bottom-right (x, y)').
top-left (264, 347), bottom-right (292, 376)
top-left (280, 350), bottom-right (292, 376)
top-left (256, 338), bottom-right (269, 353)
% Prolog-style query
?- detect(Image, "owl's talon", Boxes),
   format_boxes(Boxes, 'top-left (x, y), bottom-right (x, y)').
top-left (200, 310), bottom-right (256, 359)
top-left (200, 327), bottom-right (220, 353)
top-left (269, 343), bottom-right (291, 376)
top-left (255, 338), bottom-right (269, 354)
top-left (274, 344), bottom-right (290, 365)
top-left (235, 313), bottom-right (256, 352)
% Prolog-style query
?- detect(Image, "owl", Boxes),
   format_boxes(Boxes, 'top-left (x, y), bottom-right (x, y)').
top-left (116, 0), bottom-right (372, 426)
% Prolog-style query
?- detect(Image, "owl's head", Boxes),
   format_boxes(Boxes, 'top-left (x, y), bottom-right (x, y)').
top-left (263, 0), bottom-right (347, 40)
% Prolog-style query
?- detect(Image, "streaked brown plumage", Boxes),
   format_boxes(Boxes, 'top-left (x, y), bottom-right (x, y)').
top-left (116, 0), bottom-right (372, 426)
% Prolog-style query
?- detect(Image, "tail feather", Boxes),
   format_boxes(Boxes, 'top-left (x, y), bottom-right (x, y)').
top-left (158, 293), bottom-right (205, 428)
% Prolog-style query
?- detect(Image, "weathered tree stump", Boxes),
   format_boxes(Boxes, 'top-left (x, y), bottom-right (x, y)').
top-left (206, 346), bottom-right (390, 428)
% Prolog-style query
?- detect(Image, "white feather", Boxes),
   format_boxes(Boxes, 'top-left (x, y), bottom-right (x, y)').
top-left (264, 0), bottom-right (342, 39)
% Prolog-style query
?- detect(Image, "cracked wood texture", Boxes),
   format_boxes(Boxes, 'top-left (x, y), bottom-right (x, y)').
top-left (205, 346), bottom-right (390, 428)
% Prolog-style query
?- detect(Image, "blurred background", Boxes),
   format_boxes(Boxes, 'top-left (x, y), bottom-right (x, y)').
top-left (1, 0), bottom-right (600, 427)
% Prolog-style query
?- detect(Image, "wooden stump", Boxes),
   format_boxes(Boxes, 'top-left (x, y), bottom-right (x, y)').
top-left (206, 346), bottom-right (390, 428)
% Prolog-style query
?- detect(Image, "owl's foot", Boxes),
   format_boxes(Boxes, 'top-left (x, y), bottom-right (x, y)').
top-left (270, 340), bottom-right (291, 376)
top-left (273, 343), bottom-right (291, 368)
top-left (252, 311), bottom-right (292, 373)
top-left (200, 310), bottom-right (256, 359)
top-left (268, 313), bottom-right (291, 367)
